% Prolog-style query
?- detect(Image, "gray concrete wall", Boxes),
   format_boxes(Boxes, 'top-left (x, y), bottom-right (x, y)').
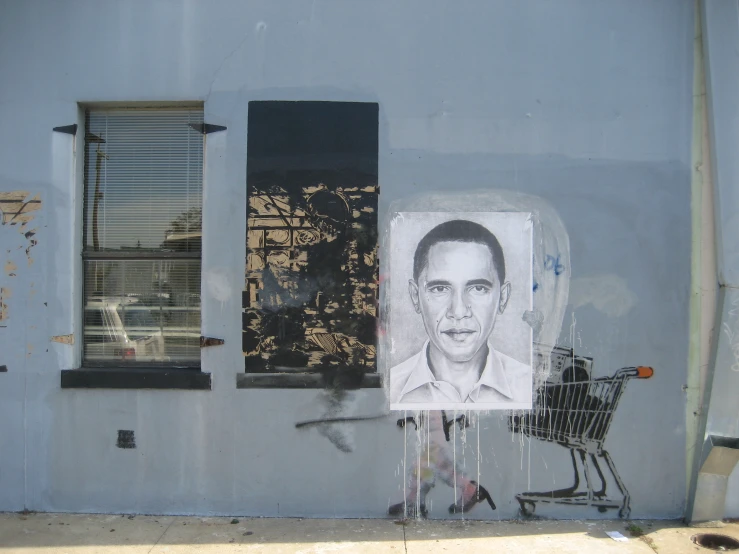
top-left (0, 0), bottom-right (693, 519)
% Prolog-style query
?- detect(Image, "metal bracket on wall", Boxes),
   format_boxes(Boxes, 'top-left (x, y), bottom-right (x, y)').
top-left (188, 123), bottom-right (227, 134)
top-left (200, 336), bottom-right (225, 348)
top-left (52, 124), bottom-right (78, 135)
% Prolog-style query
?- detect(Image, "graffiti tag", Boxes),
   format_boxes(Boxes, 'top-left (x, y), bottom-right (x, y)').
top-left (544, 254), bottom-right (565, 276)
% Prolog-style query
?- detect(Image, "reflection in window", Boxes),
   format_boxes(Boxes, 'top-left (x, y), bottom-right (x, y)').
top-left (82, 108), bottom-right (203, 367)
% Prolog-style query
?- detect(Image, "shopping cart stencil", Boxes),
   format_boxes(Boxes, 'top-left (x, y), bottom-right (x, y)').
top-left (510, 346), bottom-right (653, 519)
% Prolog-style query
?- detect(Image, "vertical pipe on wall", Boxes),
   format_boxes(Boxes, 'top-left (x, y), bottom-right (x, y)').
top-left (686, 0), bottom-right (722, 521)
top-left (686, 0), bottom-right (706, 502)
top-left (687, 0), bottom-right (719, 509)
top-left (698, 84), bottom-right (718, 427)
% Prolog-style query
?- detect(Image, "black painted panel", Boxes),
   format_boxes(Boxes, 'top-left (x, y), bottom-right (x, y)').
top-left (244, 101), bottom-right (379, 377)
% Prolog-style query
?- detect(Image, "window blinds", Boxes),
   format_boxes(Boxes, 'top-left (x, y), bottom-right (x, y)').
top-left (82, 107), bottom-right (204, 367)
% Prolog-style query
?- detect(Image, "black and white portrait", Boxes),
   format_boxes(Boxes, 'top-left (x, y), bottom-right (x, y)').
top-left (385, 212), bottom-right (533, 411)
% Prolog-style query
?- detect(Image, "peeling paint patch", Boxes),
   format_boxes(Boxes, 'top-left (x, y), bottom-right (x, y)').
top-left (0, 192), bottom-right (42, 232)
top-left (0, 287), bottom-right (9, 324)
top-left (51, 334), bottom-right (74, 345)
top-left (4, 260), bottom-right (17, 277)
top-left (1, 193), bottom-right (42, 266)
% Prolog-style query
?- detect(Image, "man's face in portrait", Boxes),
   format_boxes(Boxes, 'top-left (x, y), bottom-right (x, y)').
top-left (410, 241), bottom-right (511, 363)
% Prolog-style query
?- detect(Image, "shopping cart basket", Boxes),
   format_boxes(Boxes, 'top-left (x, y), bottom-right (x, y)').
top-left (510, 365), bottom-right (654, 519)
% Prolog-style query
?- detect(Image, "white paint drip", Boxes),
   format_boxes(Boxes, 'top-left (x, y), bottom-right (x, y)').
top-left (570, 311), bottom-right (577, 350)
top-left (415, 410), bottom-right (421, 517)
top-left (427, 410), bottom-right (430, 468)
top-left (476, 414), bottom-right (481, 496)
top-left (402, 409), bottom-right (407, 518)
top-left (452, 412), bottom-right (457, 511)
top-left (527, 433), bottom-right (532, 491)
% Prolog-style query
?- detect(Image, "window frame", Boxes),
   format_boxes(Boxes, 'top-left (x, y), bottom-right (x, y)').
top-left (62, 103), bottom-right (210, 390)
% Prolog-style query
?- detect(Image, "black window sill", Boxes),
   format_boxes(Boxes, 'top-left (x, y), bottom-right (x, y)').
top-left (237, 372), bottom-right (382, 389)
top-left (61, 368), bottom-right (211, 390)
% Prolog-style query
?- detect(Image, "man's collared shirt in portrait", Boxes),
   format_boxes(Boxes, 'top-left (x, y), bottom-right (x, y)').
top-left (389, 341), bottom-right (532, 409)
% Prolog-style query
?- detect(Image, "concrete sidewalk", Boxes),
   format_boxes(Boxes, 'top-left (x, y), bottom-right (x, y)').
top-left (0, 513), bottom-right (737, 553)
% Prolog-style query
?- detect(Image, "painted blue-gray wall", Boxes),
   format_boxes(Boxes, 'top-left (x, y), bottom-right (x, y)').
top-left (0, 0), bottom-right (693, 518)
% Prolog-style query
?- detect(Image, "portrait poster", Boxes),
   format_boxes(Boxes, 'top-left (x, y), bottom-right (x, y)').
top-left (385, 212), bottom-right (533, 411)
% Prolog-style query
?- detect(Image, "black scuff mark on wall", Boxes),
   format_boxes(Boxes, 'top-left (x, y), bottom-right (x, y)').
top-left (0, 365), bottom-right (7, 372)
top-left (116, 430), bottom-right (136, 449)
top-left (25, 237), bottom-right (38, 267)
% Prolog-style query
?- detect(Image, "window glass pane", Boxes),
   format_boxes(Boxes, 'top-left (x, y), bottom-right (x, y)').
top-left (83, 109), bottom-right (204, 253)
top-left (84, 260), bottom-right (201, 365)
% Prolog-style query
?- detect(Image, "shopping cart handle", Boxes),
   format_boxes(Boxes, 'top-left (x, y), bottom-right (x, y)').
top-left (615, 366), bottom-right (654, 379)
top-left (635, 366), bottom-right (654, 379)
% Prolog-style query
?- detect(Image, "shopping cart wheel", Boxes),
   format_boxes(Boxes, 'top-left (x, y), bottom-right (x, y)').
top-left (519, 500), bottom-right (536, 517)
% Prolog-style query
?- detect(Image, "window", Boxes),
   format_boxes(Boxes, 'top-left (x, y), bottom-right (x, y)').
top-left (80, 107), bottom-right (204, 370)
